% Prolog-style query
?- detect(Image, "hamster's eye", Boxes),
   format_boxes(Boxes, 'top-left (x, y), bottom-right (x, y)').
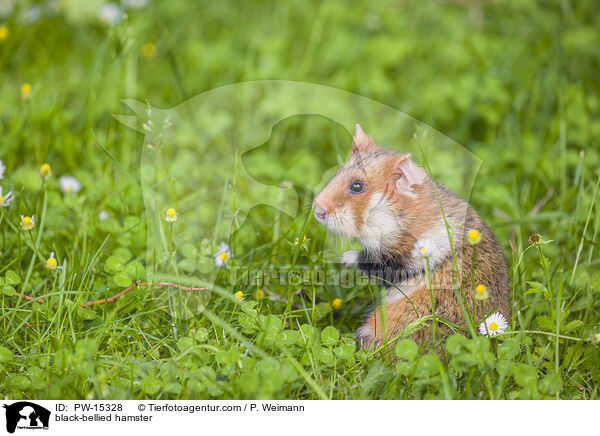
top-left (349, 180), bottom-right (364, 194)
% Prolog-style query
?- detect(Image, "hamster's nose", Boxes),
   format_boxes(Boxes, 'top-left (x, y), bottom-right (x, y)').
top-left (314, 204), bottom-right (328, 220)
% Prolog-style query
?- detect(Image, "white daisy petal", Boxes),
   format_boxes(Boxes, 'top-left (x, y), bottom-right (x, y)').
top-left (0, 186), bottom-right (15, 207)
top-left (59, 176), bottom-right (82, 194)
top-left (412, 238), bottom-right (436, 259)
top-left (98, 3), bottom-right (123, 25)
top-left (214, 242), bottom-right (232, 267)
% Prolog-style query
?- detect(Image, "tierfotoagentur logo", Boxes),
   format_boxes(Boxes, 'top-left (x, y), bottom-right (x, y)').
top-left (2, 402), bottom-right (50, 434)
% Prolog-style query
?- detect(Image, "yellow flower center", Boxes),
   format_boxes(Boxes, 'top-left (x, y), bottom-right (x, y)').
top-left (21, 216), bottom-right (34, 230)
top-left (0, 25), bottom-right (9, 41)
top-left (332, 298), bottom-right (343, 309)
top-left (46, 258), bottom-right (57, 269)
top-left (166, 208), bottom-right (176, 218)
top-left (21, 83), bottom-right (32, 97)
top-left (65, 186), bottom-right (72, 193)
top-left (40, 163), bottom-right (51, 176)
top-left (220, 252), bottom-right (229, 261)
top-left (421, 247), bottom-right (427, 254)
top-left (489, 322), bottom-right (498, 331)
top-left (476, 284), bottom-right (486, 294)
top-left (468, 230), bottom-right (480, 241)
top-left (235, 291), bottom-right (243, 299)
top-left (141, 42), bottom-right (157, 58)
top-left (0, 195), bottom-right (3, 203)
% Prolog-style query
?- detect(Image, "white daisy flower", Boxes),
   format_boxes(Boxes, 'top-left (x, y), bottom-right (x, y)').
top-left (59, 176), bottom-right (81, 194)
top-left (411, 238), bottom-right (435, 259)
top-left (45, 252), bottom-right (62, 271)
top-left (163, 207), bottom-right (178, 222)
top-left (98, 210), bottom-right (109, 221)
top-left (214, 242), bottom-right (232, 267)
top-left (478, 312), bottom-right (508, 337)
top-left (98, 3), bottom-right (123, 25)
top-left (0, 186), bottom-right (14, 207)
top-left (0, 159), bottom-right (5, 179)
top-left (20, 214), bottom-right (35, 231)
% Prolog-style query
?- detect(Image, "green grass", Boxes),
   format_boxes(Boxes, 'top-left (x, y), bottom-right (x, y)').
top-left (0, 0), bottom-right (599, 400)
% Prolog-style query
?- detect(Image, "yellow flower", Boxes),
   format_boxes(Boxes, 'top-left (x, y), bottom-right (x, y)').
top-left (21, 83), bottom-right (32, 100)
top-left (141, 42), bottom-right (156, 58)
top-left (0, 25), bottom-right (8, 42)
top-left (20, 215), bottom-right (35, 231)
top-left (45, 252), bottom-right (58, 270)
top-left (467, 229), bottom-right (482, 245)
top-left (235, 291), bottom-right (244, 300)
top-left (295, 235), bottom-right (307, 245)
top-left (474, 284), bottom-right (489, 301)
top-left (256, 288), bottom-right (264, 299)
top-left (40, 163), bottom-right (51, 180)
top-left (164, 207), bottom-right (178, 222)
top-left (332, 298), bottom-right (343, 310)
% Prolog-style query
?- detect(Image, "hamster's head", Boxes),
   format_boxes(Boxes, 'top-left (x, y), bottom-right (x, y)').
top-left (314, 125), bottom-right (433, 256)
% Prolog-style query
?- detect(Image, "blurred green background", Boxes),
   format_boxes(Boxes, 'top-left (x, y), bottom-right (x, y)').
top-left (2, 0), bottom-right (599, 239)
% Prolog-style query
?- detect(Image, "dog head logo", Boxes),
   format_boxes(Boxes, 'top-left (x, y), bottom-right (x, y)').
top-left (3, 402), bottom-right (50, 434)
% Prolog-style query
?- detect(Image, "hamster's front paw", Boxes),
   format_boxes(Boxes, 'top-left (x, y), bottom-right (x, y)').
top-left (341, 250), bottom-right (361, 268)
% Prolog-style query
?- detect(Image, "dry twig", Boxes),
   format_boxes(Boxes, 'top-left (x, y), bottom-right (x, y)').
top-left (13, 281), bottom-right (208, 309)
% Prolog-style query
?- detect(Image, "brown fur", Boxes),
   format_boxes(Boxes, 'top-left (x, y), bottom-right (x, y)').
top-left (359, 203), bottom-right (510, 351)
top-left (314, 125), bottom-right (510, 352)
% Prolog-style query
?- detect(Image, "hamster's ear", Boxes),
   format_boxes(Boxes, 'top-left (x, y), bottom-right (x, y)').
top-left (391, 154), bottom-right (427, 194)
top-left (352, 124), bottom-right (375, 154)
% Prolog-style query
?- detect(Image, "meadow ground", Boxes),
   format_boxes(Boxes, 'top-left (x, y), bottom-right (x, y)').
top-left (0, 0), bottom-right (599, 399)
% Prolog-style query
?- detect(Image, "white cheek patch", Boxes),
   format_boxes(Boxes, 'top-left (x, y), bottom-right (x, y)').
top-left (328, 203), bottom-right (358, 238)
top-left (359, 192), bottom-right (400, 255)
top-left (419, 217), bottom-right (460, 268)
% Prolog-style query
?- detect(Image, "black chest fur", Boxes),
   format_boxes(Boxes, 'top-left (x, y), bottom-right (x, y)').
top-left (356, 251), bottom-right (424, 286)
